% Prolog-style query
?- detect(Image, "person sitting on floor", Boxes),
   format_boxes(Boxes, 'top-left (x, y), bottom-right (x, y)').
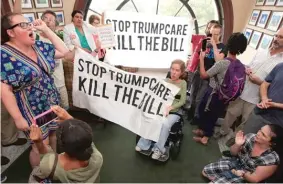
top-left (202, 124), bottom-right (283, 183)
top-left (135, 59), bottom-right (187, 161)
top-left (29, 105), bottom-right (103, 183)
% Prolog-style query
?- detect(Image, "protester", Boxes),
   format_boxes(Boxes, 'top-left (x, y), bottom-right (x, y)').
top-left (136, 59), bottom-right (187, 161)
top-left (1, 13), bottom-right (69, 167)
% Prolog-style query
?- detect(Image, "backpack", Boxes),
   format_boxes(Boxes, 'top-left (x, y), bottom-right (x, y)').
top-left (216, 57), bottom-right (246, 104)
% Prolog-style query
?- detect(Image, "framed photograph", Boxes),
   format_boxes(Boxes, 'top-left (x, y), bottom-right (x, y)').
top-left (23, 12), bottom-right (36, 22)
top-left (249, 31), bottom-right (262, 49)
top-left (265, 0), bottom-right (277, 5)
top-left (244, 28), bottom-right (253, 42)
top-left (256, 0), bottom-right (265, 5)
top-left (276, 0), bottom-right (283, 6)
top-left (50, 0), bottom-right (63, 8)
top-left (37, 12), bottom-right (44, 19)
top-left (34, 0), bottom-right (50, 8)
top-left (249, 10), bottom-right (260, 25)
top-left (256, 11), bottom-right (271, 28)
top-left (12, 0), bottom-right (33, 9)
top-left (55, 11), bottom-right (65, 26)
top-left (267, 12), bottom-right (283, 31)
top-left (258, 34), bottom-right (273, 50)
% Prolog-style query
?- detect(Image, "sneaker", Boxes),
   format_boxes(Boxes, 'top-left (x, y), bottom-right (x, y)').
top-left (136, 146), bottom-right (152, 156)
top-left (1, 156), bottom-right (10, 166)
top-left (135, 146), bottom-right (141, 152)
top-left (1, 175), bottom-right (7, 183)
top-left (151, 148), bottom-right (162, 160)
top-left (2, 138), bottom-right (27, 147)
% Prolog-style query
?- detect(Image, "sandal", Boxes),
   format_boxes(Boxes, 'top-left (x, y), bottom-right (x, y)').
top-left (192, 129), bottom-right (204, 136)
top-left (193, 136), bottom-right (208, 145)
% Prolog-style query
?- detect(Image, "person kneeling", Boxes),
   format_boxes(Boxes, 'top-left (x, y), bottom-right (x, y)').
top-left (135, 60), bottom-right (187, 161)
top-left (202, 124), bottom-right (283, 183)
top-left (29, 106), bottom-right (103, 183)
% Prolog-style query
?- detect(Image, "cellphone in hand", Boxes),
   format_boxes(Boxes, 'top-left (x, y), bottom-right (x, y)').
top-left (33, 109), bottom-right (58, 128)
top-left (202, 36), bottom-right (212, 51)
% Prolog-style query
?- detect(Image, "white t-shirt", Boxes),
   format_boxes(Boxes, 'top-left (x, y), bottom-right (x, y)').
top-left (240, 48), bottom-right (283, 104)
top-left (38, 35), bottom-right (66, 88)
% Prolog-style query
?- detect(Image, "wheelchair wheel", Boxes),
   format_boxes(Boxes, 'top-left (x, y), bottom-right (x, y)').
top-left (170, 140), bottom-right (181, 160)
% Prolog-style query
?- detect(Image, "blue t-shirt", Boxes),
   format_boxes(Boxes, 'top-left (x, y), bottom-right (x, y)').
top-left (255, 63), bottom-right (283, 127)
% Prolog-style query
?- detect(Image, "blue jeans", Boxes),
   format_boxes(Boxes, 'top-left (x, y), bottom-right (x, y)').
top-left (137, 114), bottom-right (180, 153)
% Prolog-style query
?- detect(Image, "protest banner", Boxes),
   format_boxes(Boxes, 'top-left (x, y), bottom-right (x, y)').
top-left (72, 49), bottom-right (180, 141)
top-left (103, 11), bottom-right (192, 68)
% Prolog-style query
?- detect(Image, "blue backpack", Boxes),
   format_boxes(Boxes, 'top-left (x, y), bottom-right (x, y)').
top-left (217, 57), bottom-right (246, 104)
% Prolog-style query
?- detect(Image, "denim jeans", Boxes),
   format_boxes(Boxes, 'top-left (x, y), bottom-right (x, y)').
top-left (137, 114), bottom-right (180, 153)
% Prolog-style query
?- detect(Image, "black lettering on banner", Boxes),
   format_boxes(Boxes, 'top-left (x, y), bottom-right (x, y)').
top-left (147, 98), bottom-right (155, 115)
top-left (124, 73), bottom-right (131, 84)
top-left (149, 78), bottom-right (157, 90)
top-left (92, 63), bottom-right (99, 76)
top-left (88, 78), bottom-right (93, 95)
top-left (151, 82), bottom-right (159, 93)
top-left (151, 22), bottom-right (159, 34)
top-left (156, 102), bottom-right (164, 117)
top-left (78, 59), bottom-right (84, 71)
top-left (144, 22), bottom-right (150, 33)
top-left (78, 76), bottom-right (87, 93)
top-left (180, 38), bottom-right (184, 51)
top-left (122, 87), bottom-right (133, 104)
top-left (138, 93), bottom-right (148, 109)
top-left (174, 37), bottom-right (178, 52)
top-left (116, 72), bottom-right (123, 83)
top-left (143, 95), bottom-right (151, 112)
top-left (102, 83), bottom-right (109, 99)
top-left (132, 75), bottom-right (142, 86)
top-left (145, 36), bottom-right (152, 51)
top-left (121, 35), bottom-right (128, 50)
top-left (132, 21), bottom-right (138, 33)
top-left (114, 84), bottom-right (123, 101)
top-left (106, 19), bottom-right (111, 24)
top-left (125, 21), bottom-right (130, 32)
top-left (118, 20), bottom-right (125, 32)
top-left (163, 88), bottom-right (171, 101)
top-left (142, 77), bottom-right (150, 87)
top-left (165, 24), bottom-right (170, 34)
top-left (100, 66), bottom-right (107, 78)
top-left (109, 69), bottom-right (115, 80)
top-left (129, 36), bottom-right (135, 50)
top-left (85, 60), bottom-right (92, 74)
top-left (132, 89), bottom-right (142, 107)
top-left (92, 80), bottom-right (100, 97)
top-left (112, 19), bottom-right (118, 31)
top-left (159, 23), bottom-right (164, 34)
top-left (153, 37), bottom-right (160, 51)
top-left (177, 25), bottom-right (182, 35)
top-left (170, 37), bottom-right (173, 51)
top-left (137, 36), bottom-right (144, 50)
top-left (156, 83), bottom-right (166, 98)
top-left (116, 35), bottom-right (121, 50)
top-left (139, 22), bottom-right (144, 33)
top-left (161, 37), bottom-right (169, 51)
top-left (171, 24), bottom-right (176, 35)
top-left (183, 25), bottom-right (188, 35)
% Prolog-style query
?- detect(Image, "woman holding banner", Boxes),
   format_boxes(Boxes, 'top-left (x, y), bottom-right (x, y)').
top-left (135, 59), bottom-right (187, 161)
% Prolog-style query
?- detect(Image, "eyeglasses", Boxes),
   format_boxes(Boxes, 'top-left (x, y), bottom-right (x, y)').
top-left (274, 34), bottom-right (283, 39)
top-left (8, 22), bottom-right (33, 30)
top-left (42, 17), bottom-right (56, 23)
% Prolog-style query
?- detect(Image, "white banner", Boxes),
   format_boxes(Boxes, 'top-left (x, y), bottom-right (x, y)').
top-left (72, 49), bottom-right (180, 141)
top-left (104, 11), bottom-right (192, 68)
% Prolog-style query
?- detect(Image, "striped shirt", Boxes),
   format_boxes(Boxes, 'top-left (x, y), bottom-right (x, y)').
top-left (240, 49), bottom-right (283, 104)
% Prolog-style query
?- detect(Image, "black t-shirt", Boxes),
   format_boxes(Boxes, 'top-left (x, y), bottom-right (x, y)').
top-left (203, 43), bottom-right (226, 71)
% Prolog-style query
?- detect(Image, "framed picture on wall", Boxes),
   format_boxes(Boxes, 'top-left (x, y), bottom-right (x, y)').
top-left (51, 0), bottom-right (63, 8)
top-left (55, 11), bottom-right (65, 26)
top-left (34, 0), bottom-right (50, 8)
top-left (12, 0), bottom-right (33, 9)
top-left (265, 0), bottom-right (277, 5)
top-left (244, 28), bottom-right (253, 42)
top-left (249, 31), bottom-right (262, 49)
top-left (258, 34), bottom-right (273, 50)
top-left (37, 12), bottom-right (44, 19)
top-left (23, 12), bottom-right (36, 22)
top-left (276, 0), bottom-right (283, 6)
top-left (267, 12), bottom-right (283, 31)
top-left (256, 0), bottom-right (265, 5)
top-left (256, 11), bottom-right (271, 28)
top-left (249, 10), bottom-right (260, 25)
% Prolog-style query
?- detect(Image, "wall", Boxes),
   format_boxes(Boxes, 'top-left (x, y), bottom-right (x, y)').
top-left (8, 0), bottom-right (76, 26)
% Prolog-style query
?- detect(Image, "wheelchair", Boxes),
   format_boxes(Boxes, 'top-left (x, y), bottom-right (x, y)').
top-left (135, 112), bottom-right (184, 162)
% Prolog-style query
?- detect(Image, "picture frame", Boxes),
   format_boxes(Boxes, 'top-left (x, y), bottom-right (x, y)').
top-left (276, 0), bottom-right (283, 6)
top-left (267, 11), bottom-right (283, 31)
top-left (256, 0), bottom-right (265, 5)
top-left (258, 34), bottom-right (273, 50)
top-left (37, 12), bottom-right (44, 19)
top-left (34, 0), bottom-right (50, 8)
top-left (249, 10), bottom-right (261, 26)
top-left (13, 0), bottom-right (33, 9)
top-left (265, 0), bottom-right (277, 5)
top-left (249, 31), bottom-right (262, 49)
top-left (55, 11), bottom-right (65, 26)
top-left (256, 11), bottom-right (271, 28)
top-left (50, 0), bottom-right (63, 8)
top-left (244, 28), bottom-right (253, 42)
top-left (22, 12), bottom-right (36, 22)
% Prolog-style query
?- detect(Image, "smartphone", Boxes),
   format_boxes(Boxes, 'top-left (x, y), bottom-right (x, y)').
top-left (34, 109), bottom-right (58, 128)
top-left (201, 38), bottom-right (210, 51)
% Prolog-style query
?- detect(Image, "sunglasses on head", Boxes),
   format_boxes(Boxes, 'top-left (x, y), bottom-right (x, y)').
top-left (8, 22), bottom-right (33, 30)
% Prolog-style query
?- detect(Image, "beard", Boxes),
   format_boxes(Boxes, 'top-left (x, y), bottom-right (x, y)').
top-left (270, 41), bottom-right (283, 50)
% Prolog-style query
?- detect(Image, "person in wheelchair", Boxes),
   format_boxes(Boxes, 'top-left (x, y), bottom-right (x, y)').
top-left (202, 124), bottom-right (283, 183)
top-left (135, 59), bottom-right (187, 161)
